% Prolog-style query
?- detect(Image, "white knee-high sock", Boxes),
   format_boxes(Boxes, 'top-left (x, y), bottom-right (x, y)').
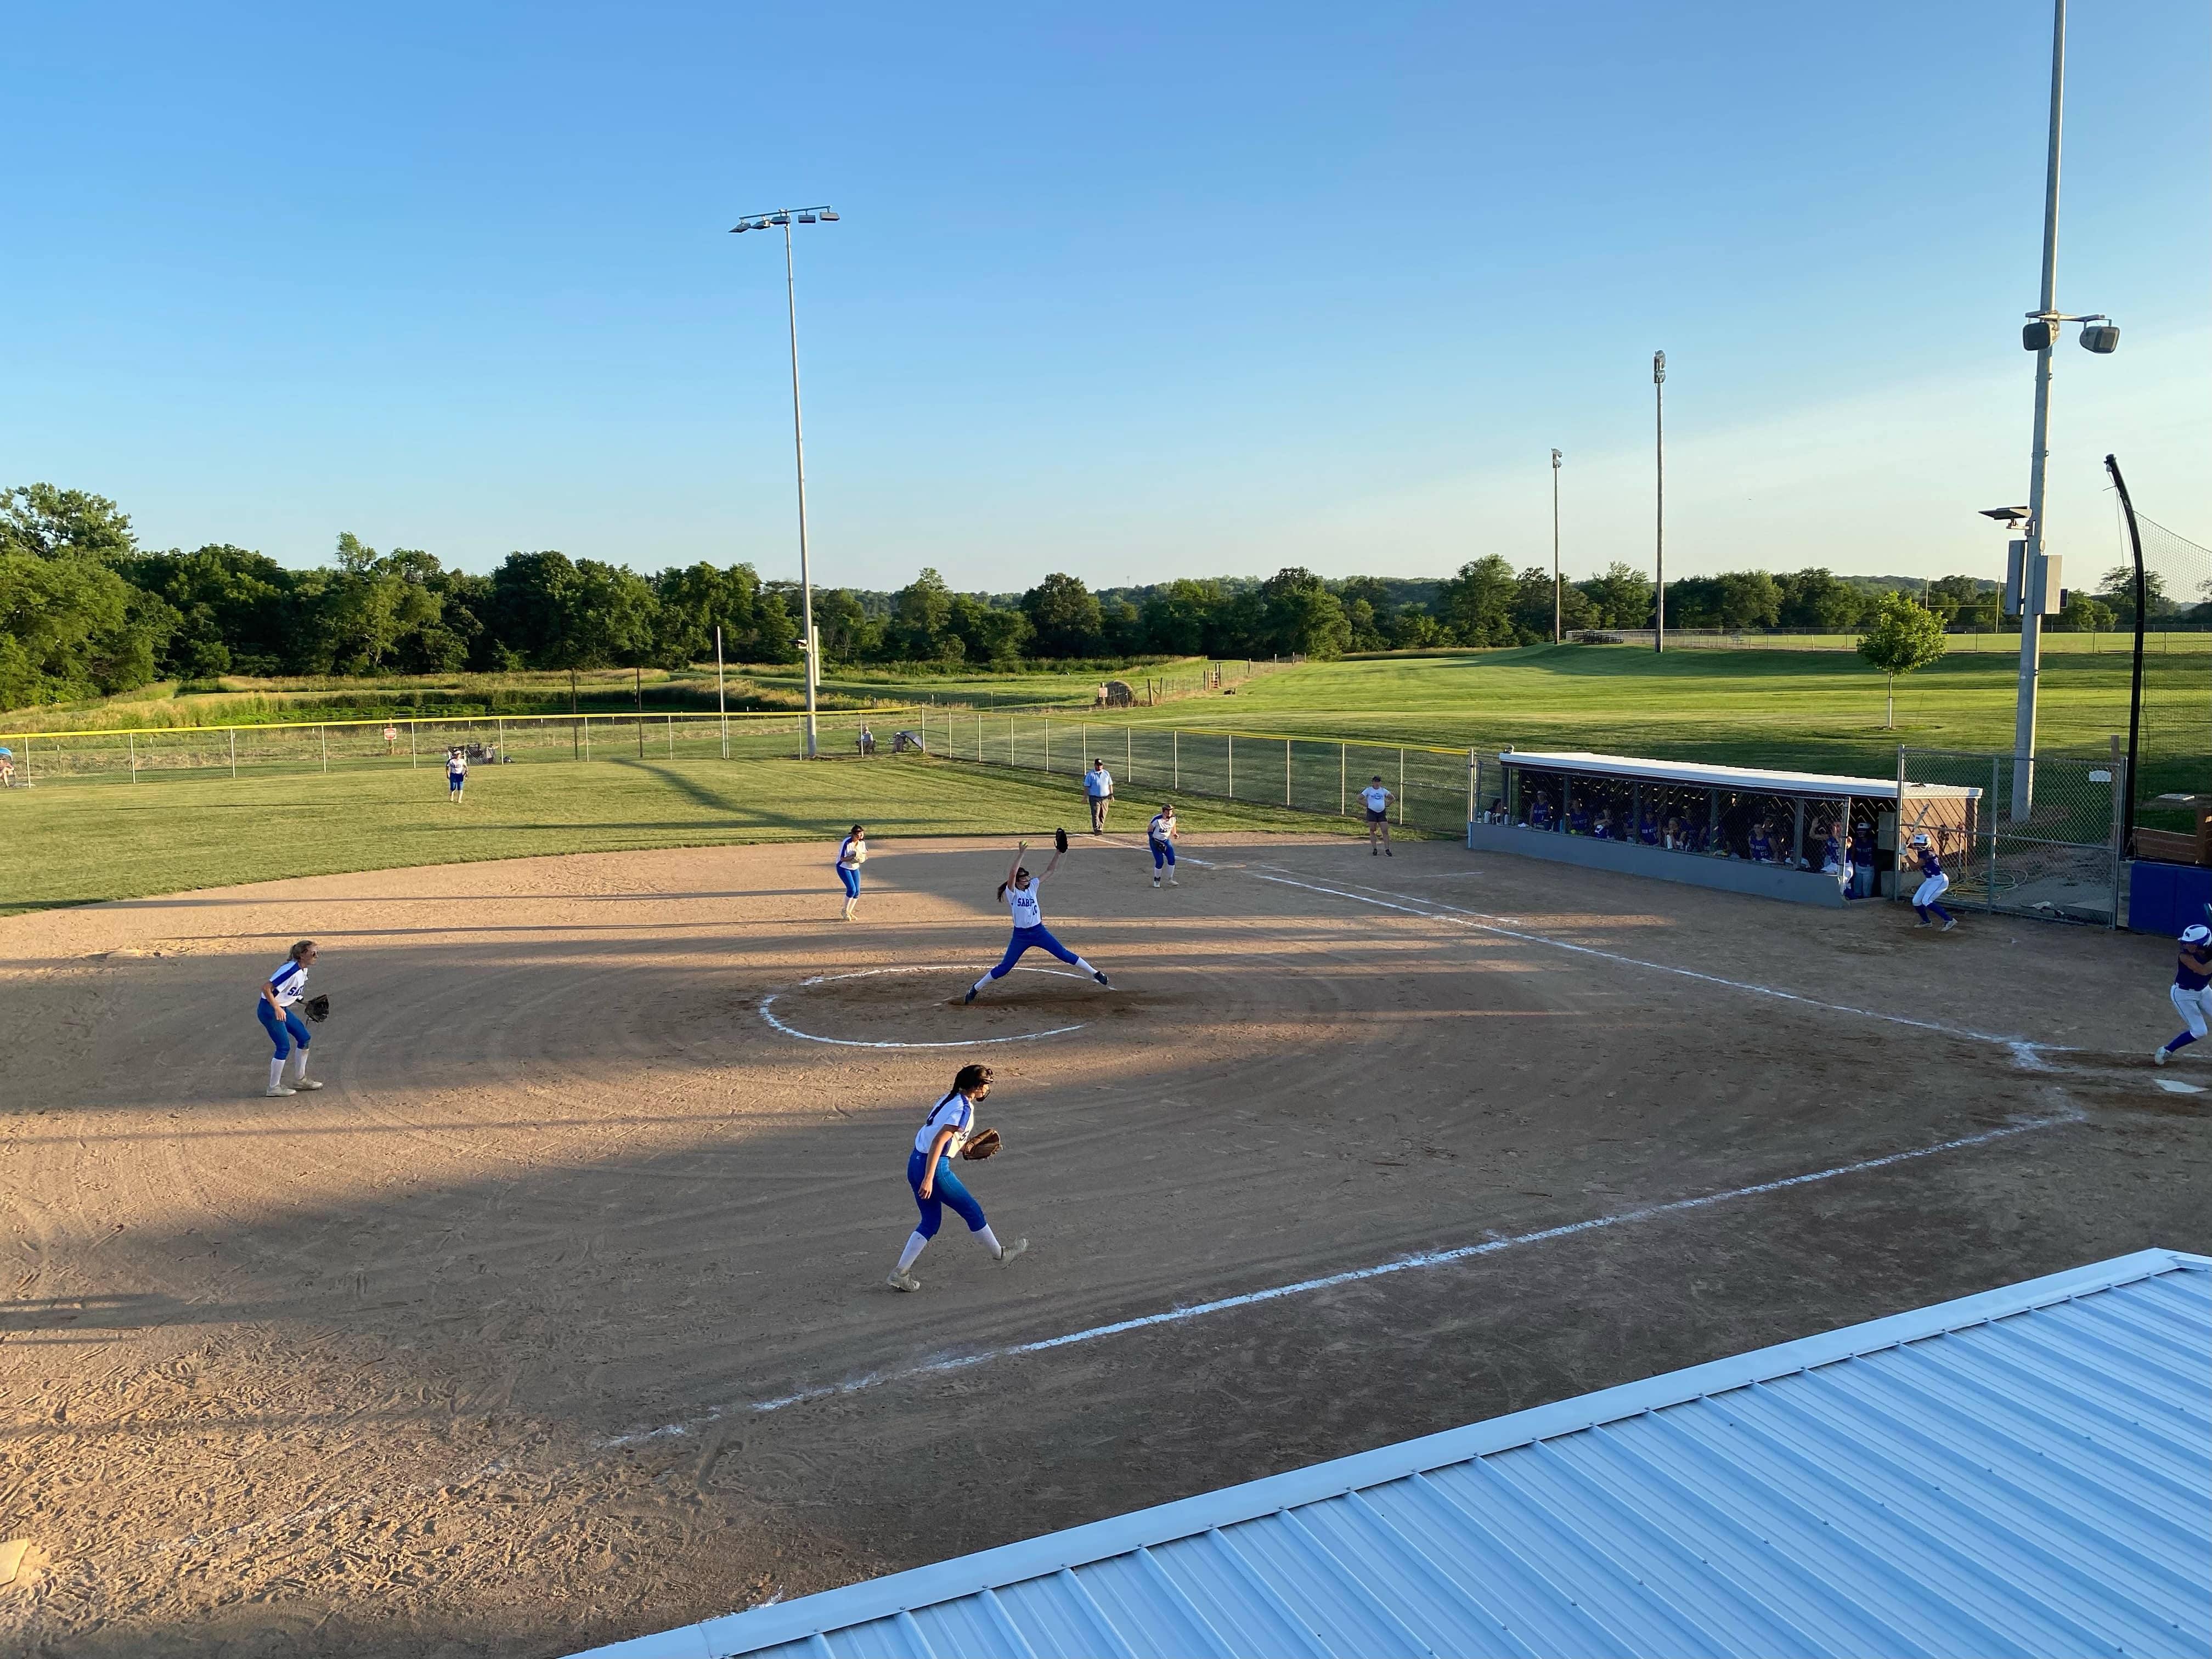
top-left (895, 1232), bottom-right (928, 1273)
top-left (974, 1225), bottom-right (1003, 1259)
top-left (1073, 957), bottom-right (1097, 975)
top-left (268, 1057), bottom-right (289, 1091)
top-left (970, 972), bottom-right (992, 995)
top-left (285, 1047), bottom-right (309, 1083)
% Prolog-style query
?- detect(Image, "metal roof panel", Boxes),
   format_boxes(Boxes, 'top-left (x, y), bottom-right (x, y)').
top-left (577, 1250), bottom-right (2211, 1659)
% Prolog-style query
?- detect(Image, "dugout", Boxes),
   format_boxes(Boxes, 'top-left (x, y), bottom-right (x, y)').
top-left (1468, 751), bottom-right (1981, 908)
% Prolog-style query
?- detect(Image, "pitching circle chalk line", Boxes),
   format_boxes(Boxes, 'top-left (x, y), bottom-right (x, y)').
top-left (760, 963), bottom-right (1092, 1049)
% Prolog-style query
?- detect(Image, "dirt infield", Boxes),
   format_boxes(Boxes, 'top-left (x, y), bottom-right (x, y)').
top-left (3, 834), bottom-right (2206, 1656)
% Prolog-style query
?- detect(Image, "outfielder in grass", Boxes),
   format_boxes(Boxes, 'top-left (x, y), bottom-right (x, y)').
top-left (965, 828), bottom-right (1112, 1003)
top-left (887, 1063), bottom-right (1025, 1292)
top-left (256, 939), bottom-right (330, 1097)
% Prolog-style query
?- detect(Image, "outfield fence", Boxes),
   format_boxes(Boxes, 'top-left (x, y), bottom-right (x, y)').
top-left (916, 707), bottom-right (1474, 834)
top-left (0, 707), bottom-right (916, 785)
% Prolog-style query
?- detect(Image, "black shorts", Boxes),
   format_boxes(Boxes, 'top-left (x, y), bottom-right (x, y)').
top-left (1365, 809), bottom-right (1388, 825)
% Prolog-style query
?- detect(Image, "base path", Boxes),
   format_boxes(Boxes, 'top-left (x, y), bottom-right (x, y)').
top-left (1, 834), bottom-right (2204, 1657)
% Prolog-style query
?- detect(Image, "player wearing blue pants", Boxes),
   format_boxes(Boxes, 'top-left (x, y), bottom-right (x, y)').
top-left (256, 939), bottom-right (325, 1097)
top-left (887, 1064), bottom-right (1026, 1291)
top-left (2153, 924), bottom-right (2212, 1066)
top-left (966, 839), bottom-right (1110, 1002)
top-left (836, 823), bottom-right (866, 921)
top-left (1909, 833), bottom-right (1956, 931)
top-left (1148, 804), bottom-right (1178, 888)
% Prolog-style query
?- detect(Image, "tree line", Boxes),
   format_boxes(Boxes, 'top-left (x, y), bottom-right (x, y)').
top-left (4, 482), bottom-right (2192, 710)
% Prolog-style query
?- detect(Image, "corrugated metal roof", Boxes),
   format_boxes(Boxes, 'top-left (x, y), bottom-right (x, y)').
top-left (1497, 751), bottom-right (1982, 800)
top-left (578, 1249), bottom-right (2211, 1659)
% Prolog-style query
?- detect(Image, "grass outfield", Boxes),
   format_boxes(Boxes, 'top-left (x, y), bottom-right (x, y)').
top-left (0, 755), bottom-right (1340, 915)
top-left (1092, 645), bottom-right (2205, 781)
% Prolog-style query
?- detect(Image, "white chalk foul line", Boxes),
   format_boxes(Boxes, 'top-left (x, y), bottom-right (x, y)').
top-left (760, 964), bottom-right (1092, 1050)
top-left (1254, 871), bottom-right (2072, 1057)
top-left (601, 1108), bottom-right (2079, 1441)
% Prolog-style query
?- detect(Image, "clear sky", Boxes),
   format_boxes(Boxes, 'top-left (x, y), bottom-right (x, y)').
top-left (5, 2), bottom-right (2205, 592)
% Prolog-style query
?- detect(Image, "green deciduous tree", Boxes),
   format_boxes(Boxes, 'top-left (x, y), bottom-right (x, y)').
top-left (1856, 590), bottom-right (1947, 727)
top-left (1436, 555), bottom-right (1519, 646)
top-left (1022, 573), bottom-right (1103, 657)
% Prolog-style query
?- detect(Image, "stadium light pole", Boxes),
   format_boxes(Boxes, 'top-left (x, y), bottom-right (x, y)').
top-left (1652, 351), bottom-right (1666, 654)
top-left (732, 205), bottom-right (840, 759)
top-left (2009, 0), bottom-right (2119, 819)
top-left (1550, 449), bottom-right (1563, 645)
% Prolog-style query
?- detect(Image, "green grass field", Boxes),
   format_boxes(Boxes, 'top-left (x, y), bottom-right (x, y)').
top-left (4, 645), bottom-right (2199, 911)
top-left (0, 755), bottom-right (1337, 915)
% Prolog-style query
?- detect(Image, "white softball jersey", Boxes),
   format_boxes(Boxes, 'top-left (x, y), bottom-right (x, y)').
top-left (267, 959), bottom-right (310, 1007)
top-left (1006, 880), bottom-right (1045, 929)
top-left (913, 1090), bottom-right (975, 1156)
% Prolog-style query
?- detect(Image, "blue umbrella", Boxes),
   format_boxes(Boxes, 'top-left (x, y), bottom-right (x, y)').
top-left (0, 746), bottom-right (13, 755)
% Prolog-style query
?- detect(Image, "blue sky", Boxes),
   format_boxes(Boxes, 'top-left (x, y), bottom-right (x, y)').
top-left (6, 2), bottom-right (2205, 592)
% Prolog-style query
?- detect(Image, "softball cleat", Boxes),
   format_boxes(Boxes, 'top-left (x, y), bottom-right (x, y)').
top-left (885, 1269), bottom-right (922, 1293)
top-left (996, 1238), bottom-right (1028, 1267)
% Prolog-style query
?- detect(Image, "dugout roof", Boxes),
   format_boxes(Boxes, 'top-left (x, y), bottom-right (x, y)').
top-left (573, 1248), bottom-right (2210, 1659)
top-left (1498, 749), bottom-right (1981, 800)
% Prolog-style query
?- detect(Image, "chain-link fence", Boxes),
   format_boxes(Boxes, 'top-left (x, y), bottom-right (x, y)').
top-left (918, 708), bottom-right (1472, 834)
top-left (0, 708), bottom-right (912, 785)
top-left (1899, 746), bottom-right (2123, 926)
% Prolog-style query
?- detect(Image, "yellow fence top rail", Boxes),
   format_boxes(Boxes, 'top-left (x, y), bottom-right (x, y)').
top-left (0, 706), bottom-right (919, 744)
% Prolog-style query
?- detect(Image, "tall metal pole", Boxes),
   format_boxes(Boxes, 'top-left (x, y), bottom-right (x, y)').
top-left (782, 217), bottom-right (821, 759)
top-left (715, 624), bottom-right (728, 759)
top-left (1653, 351), bottom-right (1666, 653)
top-left (2012, 0), bottom-right (2066, 820)
top-left (1550, 448), bottom-right (1562, 645)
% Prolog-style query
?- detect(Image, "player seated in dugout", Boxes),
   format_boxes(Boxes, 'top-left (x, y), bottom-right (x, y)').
top-left (1637, 812), bottom-right (1661, 846)
top-left (1525, 790), bottom-right (1556, 830)
top-left (1747, 820), bottom-right (1778, 862)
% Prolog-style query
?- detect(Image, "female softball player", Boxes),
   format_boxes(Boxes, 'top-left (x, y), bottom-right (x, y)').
top-left (256, 939), bottom-right (325, 1097)
top-left (965, 837), bottom-right (1111, 1003)
top-left (1909, 832), bottom-right (1957, 931)
top-left (887, 1063), bottom-right (1026, 1290)
top-left (445, 747), bottom-right (468, 804)
top-left (1148, 804), bottom-right (1178, 888)
top-left (836, 823), bottom-right (867, 921)
top-left (1361, 776), bottom-right (1394, 854)
top-left (2152, 924), bottom-right (2212, 1066)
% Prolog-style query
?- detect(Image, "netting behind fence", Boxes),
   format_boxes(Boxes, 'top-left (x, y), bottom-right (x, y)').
top-left (2125, 511), bottom-right (2212, 836)
top-left (919, 709), bottom-right (1471, 833)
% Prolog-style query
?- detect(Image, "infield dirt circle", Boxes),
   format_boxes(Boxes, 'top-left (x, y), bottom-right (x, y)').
top-left (2, 833), bottom-right (2204, 1656)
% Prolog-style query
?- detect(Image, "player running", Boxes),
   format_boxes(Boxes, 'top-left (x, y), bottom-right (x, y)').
top-left (836, 823), bottom-right (867, 921)
top-left (1148, 803), bottom-right (1179, 888)
top-left (1909, 832), bottom-right (1957, 932)
top-left (256, 939), bottom-right (325, 1098)
top-left (2152, 924), bottom-right (2212, 1066)
top-left (966, 836), bottom-right (1111, 1002)
top-left (886, 1063), bottom-right (1026, 1291)
top-left (445, 747), bottom-right (468, 804)
top-left (1360, 776), bottom-right (1393, 855)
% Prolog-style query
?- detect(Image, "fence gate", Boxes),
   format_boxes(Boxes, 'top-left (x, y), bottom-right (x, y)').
top-left (1899, 746), bottom-right (2125, 927)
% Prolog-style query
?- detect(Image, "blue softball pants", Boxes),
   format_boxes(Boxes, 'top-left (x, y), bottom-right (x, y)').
top-left (256, 1001), bottom-right (311, 1059)
top-left (987, 925), bottom-right (1081, 979)
top-left (1150, 837), bottom-right (1176, 870)
top-left (907, 1149), bottom-right (986, 1238)
top-left (838, 865), bottom-right (861, 899)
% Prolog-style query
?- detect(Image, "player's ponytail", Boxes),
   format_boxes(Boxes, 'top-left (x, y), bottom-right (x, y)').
top-left (952, 1063), bottom-right (992, 1096)
top-left (996, 881), bottom-right (1009, 901)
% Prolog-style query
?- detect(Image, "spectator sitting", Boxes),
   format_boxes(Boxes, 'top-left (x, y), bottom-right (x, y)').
top-left (1748, 820), bottom-right (1775, 863)
top-left (857, 724), bottom-right (876, 756)
top-left (1566, 799), bottom-right (1590, 836)
top-left (1486, 798), bottom-right (1505, 823)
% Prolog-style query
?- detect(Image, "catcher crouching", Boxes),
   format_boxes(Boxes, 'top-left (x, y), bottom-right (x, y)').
top-left (887, 1063), bottom-right (1024, 1292)
top-left (256, 939), bottom-right (329, 1097)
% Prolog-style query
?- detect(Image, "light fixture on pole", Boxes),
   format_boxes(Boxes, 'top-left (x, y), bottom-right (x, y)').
top-left (1550, 449), bottom-right (1563, 645)
top-left (1652, 351), bottom-right (1666, 654)
top-left (732, 205), bottom-right (840, 759)
top-left (2007, 0), bottom-right (2118, 820)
